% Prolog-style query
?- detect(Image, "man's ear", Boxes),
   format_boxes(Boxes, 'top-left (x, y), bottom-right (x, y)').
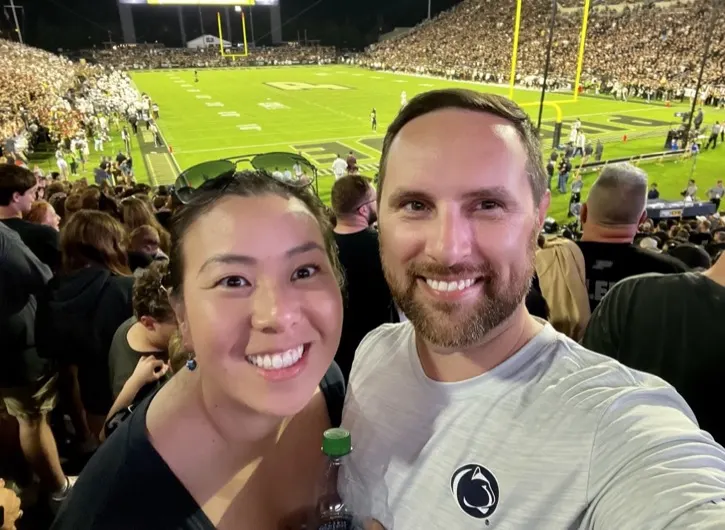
top-left (536, 190), bottom-right (551, 230)
top-left (581, 203), bottom-right (589, 224)
top-left (639, 211), bottom-right (648, 226)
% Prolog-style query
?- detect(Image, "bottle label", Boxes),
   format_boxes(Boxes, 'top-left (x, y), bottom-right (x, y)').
top-left (317, 515), bottom-right (356, 530)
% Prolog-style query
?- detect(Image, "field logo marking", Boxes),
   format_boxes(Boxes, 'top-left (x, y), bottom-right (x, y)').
top-left (265, 82), bottom-right (352, 91)
top-left (219, 111), bottom-right (240, 117)
top-left (238, 124), bottom-right (262, 131)
top-left (258, 102), bottom-right (290, 110)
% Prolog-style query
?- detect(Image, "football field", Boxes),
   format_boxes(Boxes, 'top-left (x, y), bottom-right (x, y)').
top-left (130, 65), bottom-right (725, 220)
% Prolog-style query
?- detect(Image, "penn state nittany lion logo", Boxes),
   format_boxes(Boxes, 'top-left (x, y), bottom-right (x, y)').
top-left (450, 464), bottom-right (499, 519)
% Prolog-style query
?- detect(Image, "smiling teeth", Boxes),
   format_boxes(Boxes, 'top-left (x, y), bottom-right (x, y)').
top-left (247, 345), bottom-right (304, 370)
top-left (426, 278), bottom-right (476, 292)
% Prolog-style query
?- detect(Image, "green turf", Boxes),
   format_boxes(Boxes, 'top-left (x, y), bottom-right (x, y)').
top-left (130, 65), bottom-right (725, 221)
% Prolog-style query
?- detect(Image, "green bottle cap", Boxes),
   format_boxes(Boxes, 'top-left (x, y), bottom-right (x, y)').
top-left (321, 427), bottom-right (352, 457)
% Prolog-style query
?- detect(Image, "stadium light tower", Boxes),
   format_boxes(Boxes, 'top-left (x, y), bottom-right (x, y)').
top-left (428, 0), bottom-right (431, 20)
top-left (6, 0), bottom-right (23, 43)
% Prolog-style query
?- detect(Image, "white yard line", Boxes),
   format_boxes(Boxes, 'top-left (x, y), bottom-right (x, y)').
top-left (176, 133), bottom-right (385, 155)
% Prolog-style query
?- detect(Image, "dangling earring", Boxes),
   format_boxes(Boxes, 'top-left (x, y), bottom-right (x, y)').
top-left (186, 354), bottom-right (197, 371)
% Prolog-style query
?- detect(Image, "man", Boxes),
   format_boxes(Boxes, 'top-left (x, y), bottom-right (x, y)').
top-left (577, 164), bottom-right (688, 311)
top-left (371, 108), bottom-right (378, 132)
top-left (332, 154), bottom-right (348, 180)
top-left (594, 138), bottom-right (604, 161)
top-left (684, 178), bottom-right (698, 201)
top-left (346, 151), bottom-right (358, 173)
top-left (707, 180), bottom-right (724, 211)
top-left (0, 223), bottom-right (74, 509)
top-left (583, 252), bottom-right (725, 444)
top-left (705, 122), bottom-right (721, 149)
top-left (557, 154), bottom-right (571, 194)
top-left (0, 164), bottom-right (60, 270)
top-left (647, 182), bottom-right (660, 200)
top-left (340, 89), bottom-right (725, 529)
top-left (330, 175), bottom-right (397, 382)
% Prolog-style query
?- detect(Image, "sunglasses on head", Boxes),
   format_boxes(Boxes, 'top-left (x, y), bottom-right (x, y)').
top-left (174, 152), bottom-right (318, 205)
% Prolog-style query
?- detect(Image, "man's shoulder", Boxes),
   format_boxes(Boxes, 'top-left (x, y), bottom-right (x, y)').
top-left (630, 245), bottom-right (689, 271)
top-left (349, 322), bottom-right (412, 377)
top-left (2, 218), bottom-right (57, 240)
top-left (535, 331), bottom-right (679, 414)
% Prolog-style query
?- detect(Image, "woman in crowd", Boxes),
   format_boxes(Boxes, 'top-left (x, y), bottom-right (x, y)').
top-left (25, 200), bottom-right (61, 231)
top-left (36, 210), bottom-right (134, 443)
top-left (52, 170), bottom-right (346, 529)
top-left (120, 196), bottom-right (171, 255)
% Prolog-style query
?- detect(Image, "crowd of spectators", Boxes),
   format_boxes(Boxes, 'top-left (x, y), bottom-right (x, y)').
top-left (86, 44), bottom-right (337, 71)
top-left (357, 0), bottom-right (725, 101)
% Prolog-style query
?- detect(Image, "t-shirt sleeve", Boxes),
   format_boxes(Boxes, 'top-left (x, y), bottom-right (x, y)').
top-left (584, 388), bottom-right (725, 529)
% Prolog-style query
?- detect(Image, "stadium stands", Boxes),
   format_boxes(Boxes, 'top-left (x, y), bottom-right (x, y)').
top-left (359, 0), bottom-right (725, 99)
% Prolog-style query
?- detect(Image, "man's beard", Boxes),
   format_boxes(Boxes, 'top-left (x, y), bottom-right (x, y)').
top-left (381, 231), bottom-right (537, 350)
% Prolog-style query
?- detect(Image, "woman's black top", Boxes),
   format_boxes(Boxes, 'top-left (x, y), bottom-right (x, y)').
top-left (51, 362), bottom-right (346, 530)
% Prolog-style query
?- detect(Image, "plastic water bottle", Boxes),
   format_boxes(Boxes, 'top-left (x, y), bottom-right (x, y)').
top-left (314, 428), bottom-right (362, 530)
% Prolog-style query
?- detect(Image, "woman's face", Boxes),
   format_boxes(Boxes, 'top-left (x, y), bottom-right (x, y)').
top-left (42, 205), bottom-right (61, 231)
top-left (177, 194), bottom-right (343, 418)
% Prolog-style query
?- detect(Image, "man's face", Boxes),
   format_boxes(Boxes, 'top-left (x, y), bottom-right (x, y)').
top-left (378, 108), bottom-right (549, 350)
top-left (15, 185), bottom-right (37, 214)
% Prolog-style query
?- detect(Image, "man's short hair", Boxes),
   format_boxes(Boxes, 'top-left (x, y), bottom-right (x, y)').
top-left (586, 163), bottom-right (648, 226)
top-left (0, 164), bottom-right (36, 206)
top-left (331, 175), bottom-right (373, 216)
top-left (378, 89), bottom-right (547, 204)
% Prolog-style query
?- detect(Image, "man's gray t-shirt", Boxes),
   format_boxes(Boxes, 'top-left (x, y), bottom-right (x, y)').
top-left (340, 321), bottom-right (725, 529)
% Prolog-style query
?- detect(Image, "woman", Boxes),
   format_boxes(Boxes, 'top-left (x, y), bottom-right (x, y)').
top-left (25, 200), bottom-right (61, 231)
top-left (121, 196), bottom-right (171, 255)
top-left (36, 210), bottom-right (134, 441)
top-left (52, 170), bottom-right (346, 529)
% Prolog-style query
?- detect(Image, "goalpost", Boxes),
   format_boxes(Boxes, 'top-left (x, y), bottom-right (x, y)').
top-left (508, 0), bottom-right (591, 101)
top-left (217, 9), bottom-right (249, 59)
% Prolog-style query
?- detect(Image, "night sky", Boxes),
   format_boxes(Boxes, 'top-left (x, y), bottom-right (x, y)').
top-left (2, 0), bottom-right (462, 52)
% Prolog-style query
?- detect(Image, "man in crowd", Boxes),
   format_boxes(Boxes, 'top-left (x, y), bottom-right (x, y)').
top-left (576, 164), bottom-right (688, 311)
top-left (583, 246), bottom-right (725, 444)
top-left (0, 164), bottom-right (60, 270)
top-left (0, 222), bottom-right (74, 510)
top-left (330, 175), bottom-right (397, 382)
top-left (340, 88), bottom-right (725, 528)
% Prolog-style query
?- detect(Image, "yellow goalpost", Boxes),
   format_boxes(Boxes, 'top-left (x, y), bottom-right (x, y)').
top-left (217, 10), bottom-right (249, 59)
top-left (508, 0), bottom-right (591, 102)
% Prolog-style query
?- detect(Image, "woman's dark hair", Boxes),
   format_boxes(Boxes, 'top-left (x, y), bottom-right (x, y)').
top-left (169, 170), bottom-right (343, 296)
